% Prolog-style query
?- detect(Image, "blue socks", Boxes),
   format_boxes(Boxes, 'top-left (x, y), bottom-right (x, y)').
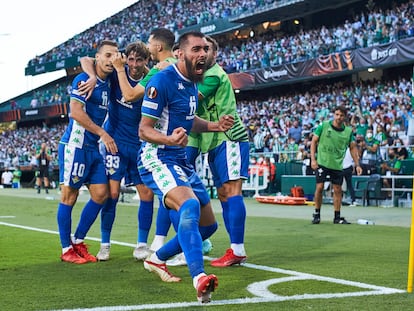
top-left (156, 199), bottom-right (204, 278)
top-left (199, 222), bottom-right (218, 240)
top-left (101, 197), bottom-right (118, 244)
top-left (74, 199), bottom-right (104, 240)
top-left (138, 200), bottom-right (154, 243)
top-left (155, 200), bottom-right (171, 236)
top-left (227, 195), bottom-right (246, 244)
top-left (57, 202), bottom-right (74, 248)
top-left (220, 200), bottom-right (230, 234)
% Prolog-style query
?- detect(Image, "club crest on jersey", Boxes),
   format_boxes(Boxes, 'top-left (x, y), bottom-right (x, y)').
top-left (147, 86), bottom-right (158, 99)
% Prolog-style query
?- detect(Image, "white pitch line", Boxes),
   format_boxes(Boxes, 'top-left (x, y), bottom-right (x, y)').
top-left (1, 221), bottom-right (406, 311)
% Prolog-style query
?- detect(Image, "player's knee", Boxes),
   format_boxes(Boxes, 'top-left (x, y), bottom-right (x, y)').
top-left (137, 185), bottom-right (153, 201)
top-left (179, 198), bottom-right (200, 229)
top-left (91, 187), bottom-right (109, 204)
top-left (221, 180), bottom-right (242, 197)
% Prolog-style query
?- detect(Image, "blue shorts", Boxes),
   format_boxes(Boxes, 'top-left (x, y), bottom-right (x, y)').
top-left (186, 145), bottom-right (200, 168)
top-left (104, 141), bottom-right (142, 186)
top-left (58, 143), bottom-right (107, 189)
top-left (208, 141), bottom-right (249, 188)
top-left (138, 155), bottom-right (209, 207)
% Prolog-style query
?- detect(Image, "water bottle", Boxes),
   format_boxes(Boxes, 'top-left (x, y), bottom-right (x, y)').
top-left (357, 219), bottom-right (375, 225)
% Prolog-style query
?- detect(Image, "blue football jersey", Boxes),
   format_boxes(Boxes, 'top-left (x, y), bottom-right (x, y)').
top-left (141, 64), bottom-right (198, 159)
top-left (60, 72), bottom-right (110, 150)
top-left (104, 67), bottom-right (143, 145)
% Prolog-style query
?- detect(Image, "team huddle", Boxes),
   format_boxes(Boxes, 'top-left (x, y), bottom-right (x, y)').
top-left (56, 29), bottom-right (249, 304)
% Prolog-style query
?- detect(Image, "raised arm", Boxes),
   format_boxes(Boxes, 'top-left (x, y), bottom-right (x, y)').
top-left (191, 115), bottom-right (234, 133)
top-left (78, 56), bottom-right (97, 100)
top-left (112, 52), bottom-right (145, 102)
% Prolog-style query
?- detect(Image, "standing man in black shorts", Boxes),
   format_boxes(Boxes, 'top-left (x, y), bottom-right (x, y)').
top-left (310, 106), bottom-right (362, 224)
top-left (35, 142), bottom-right (52, 194)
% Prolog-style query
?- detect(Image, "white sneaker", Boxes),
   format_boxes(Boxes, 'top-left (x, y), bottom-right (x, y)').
top-left (96, 245), bottom-right (110, 261)
top-left (133, 245), bottom-right (152, 260)
top-left (144, 260), bottom-right (181, 282)
top-left (166, 252), bottom-right (187, 266)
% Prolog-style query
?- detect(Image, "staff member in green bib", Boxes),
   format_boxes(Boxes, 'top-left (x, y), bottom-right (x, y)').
top-left (310, 106), bottom-right (362, 225)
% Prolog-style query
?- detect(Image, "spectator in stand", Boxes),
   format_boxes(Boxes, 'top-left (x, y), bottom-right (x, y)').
top-left (392, 137), bottom-right (409, 161)
top-left (380, 148), bottom-right (402, 198)
top-left (360, 128), bottom-right (380, 175)
top-left (286, 135), bottom-right (299, 161)
top-left (269, 132), bottom-right (282, 163)
top-left (253, 127), bottom-right (266, 153)
top-left (374, 123), bottom-right (389, 161)
top-left (353, 115), bottom-right (369, 137)
top-left (1, 167), bottom-right (13, 188)
top-left (288, 119), bottom-right (302, 144)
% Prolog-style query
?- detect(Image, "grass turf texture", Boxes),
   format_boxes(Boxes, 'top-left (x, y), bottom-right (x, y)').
top-left (0, 190), bottom-right (414, 310)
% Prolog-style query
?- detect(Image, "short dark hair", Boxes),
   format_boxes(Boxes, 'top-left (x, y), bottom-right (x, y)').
top-left (205, 35), bottom-right (218, 51)
top-left (97, 40), bottom-right (118, 51)
top-left (172, 42), bottom-right (179, 52)
top-left (150, 28), bottom-right (175, 50)
top-left (333, 105), bottom-right (347, 115)
top-left (178, 31), bottom-right (205, 49)
top-left (125, 41), bottom-right (150, 59)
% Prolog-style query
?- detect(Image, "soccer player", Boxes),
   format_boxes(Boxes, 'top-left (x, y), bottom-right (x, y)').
top-left (110, 28), bottom-right (178, 258)
top-left (80, 41), bottom-right (169, 261)
top-left (138, 31), bottom-right (234, 303)
top-left (57, 40), bottom-right (118, 264)
top-left (310, 105), bottom-right (363, 224)
top-left (194, 36), bottom-right (250, 267)
top-left (114, 28), bottom-right (178, 102)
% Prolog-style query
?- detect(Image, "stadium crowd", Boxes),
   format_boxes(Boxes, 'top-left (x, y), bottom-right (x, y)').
top-left (0, 123), bottom-right (62, 169)
top-left (14, 0), bottom-right (414, 110)
top-left (27, 0), bottom-right (414, 74)
top-left (1, 77), bottom-right (413, 173)
top-left (2, 0), bottom-right (414, 182)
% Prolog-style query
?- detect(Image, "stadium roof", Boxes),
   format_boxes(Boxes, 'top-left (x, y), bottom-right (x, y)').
top-left (230, 0), bottom-right (363, 25)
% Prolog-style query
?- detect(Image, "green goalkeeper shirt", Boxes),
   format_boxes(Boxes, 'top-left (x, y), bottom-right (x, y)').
top-left (195, 63), bottom-right (248, 153)
top-left (139, 57), bottom-right (177, 87)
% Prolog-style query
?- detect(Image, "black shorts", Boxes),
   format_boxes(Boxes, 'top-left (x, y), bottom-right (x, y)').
top-left (315, 165), bottom-right (343, 185)
top-left (38, 167), bottom-right (49, 178)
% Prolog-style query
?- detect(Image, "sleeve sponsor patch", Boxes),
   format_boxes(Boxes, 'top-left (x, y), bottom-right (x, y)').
top-left (142, 100), bottom-right (158, 110)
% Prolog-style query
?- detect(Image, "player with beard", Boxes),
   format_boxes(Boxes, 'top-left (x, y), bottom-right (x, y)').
top-left (187, 36), bottom-right (250, 267)
top-left (138, 31), bottom-right (234, 303)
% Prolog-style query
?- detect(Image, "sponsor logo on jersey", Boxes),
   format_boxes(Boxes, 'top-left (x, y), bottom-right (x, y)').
top-left (142, 100), bottom-right (158, 110)
top-left (147, 86), bottom-right (158, 99)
